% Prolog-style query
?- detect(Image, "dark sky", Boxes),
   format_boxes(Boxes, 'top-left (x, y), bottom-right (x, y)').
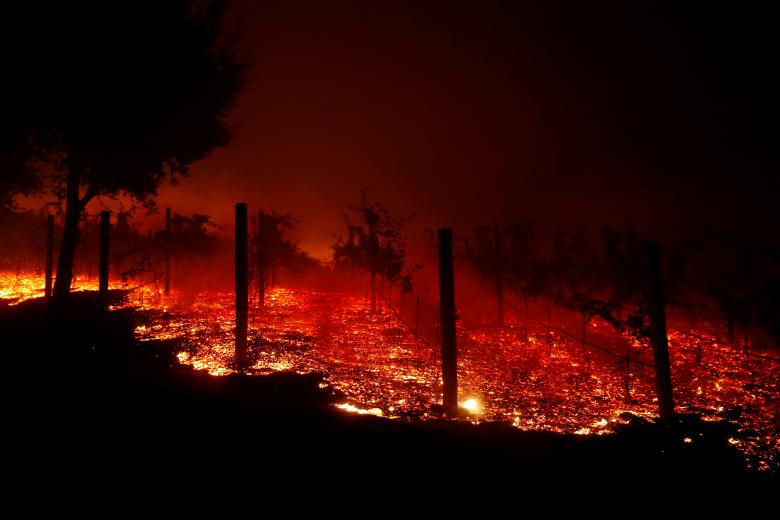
top-left (153, 0), bottom-right (780, 257)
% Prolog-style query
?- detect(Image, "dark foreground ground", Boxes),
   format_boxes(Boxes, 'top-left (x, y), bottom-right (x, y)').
top-left (2, 293), bottom-right (776, 503)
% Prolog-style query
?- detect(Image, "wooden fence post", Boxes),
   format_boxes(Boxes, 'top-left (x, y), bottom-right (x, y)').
top-left (257, 210), bottom-right (265, 306)
top-left (99, 211), bottom-right (110, 306)
top-left (45, 215), bottom-right (54, 299)
top-left (235, 203), bottom-right (249, 370)
top-left (495, 225), bottom-right (504, 327)
top-left (647, 242), bottom-right (675, 420)
top-left (164, 207), bottom-right (172, 296)
top-left (438, 228), bottom-right (458, 417)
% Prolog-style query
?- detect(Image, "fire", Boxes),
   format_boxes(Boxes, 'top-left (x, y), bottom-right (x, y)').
top-left (0, 271), bottom-right (160, 309)
top-left (460, 397), bottom-right (483, 415)
top-left (336, 403), bottom-right (383, 416)
top-left (2, 271), bottom-right (779, 472)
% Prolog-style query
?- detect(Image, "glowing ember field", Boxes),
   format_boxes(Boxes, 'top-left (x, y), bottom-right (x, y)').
top-left (2, 272), bottom-right (778, 471)
top-left (135, 285), bottom-right (778, 472)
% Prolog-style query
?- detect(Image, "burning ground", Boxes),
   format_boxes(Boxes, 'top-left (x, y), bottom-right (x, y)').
top-left (2, 271), bottom-right (778, 474)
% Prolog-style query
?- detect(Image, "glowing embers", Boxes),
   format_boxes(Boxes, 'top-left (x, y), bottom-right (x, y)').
top-left (131, 286), bottom-right (778, 471)
top-left (0, 272), bottom-right (43, 302)
top-left (0, 271), bottom-right (161, 308)
top-left (460, 397), bottom-right (483, 415)
top-left (335, 403), bottom-right (383, 416)
top-left (5, 271), bottom-right (774, 472)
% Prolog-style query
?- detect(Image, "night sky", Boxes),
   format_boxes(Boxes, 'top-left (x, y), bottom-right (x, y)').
top-left (146, 1), bottom-right (779, 257)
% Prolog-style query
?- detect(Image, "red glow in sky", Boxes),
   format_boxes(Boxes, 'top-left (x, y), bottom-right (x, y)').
top-left (19, 1), bottom-right (780, 256)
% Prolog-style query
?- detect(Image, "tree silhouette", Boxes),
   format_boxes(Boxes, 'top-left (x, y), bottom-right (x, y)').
top-left (0, 132), bottom-right (38, 214)
top-left (3, 0), bottom-right (246, 298)
top-left (253, 211), bottom-right (308, 296)
top-left (332, 193), bottom-right (417, 312)
top-left (504, 221), bottom-right (547, 336)
top-left (601, 225), bottom-right (643, 319)
top-left (465, 221), bottom-right (544, 334)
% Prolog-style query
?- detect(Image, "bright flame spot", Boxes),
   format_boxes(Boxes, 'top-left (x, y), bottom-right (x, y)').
top-left (257, 361), bottom-right (293, 371)
top-left (684, 437), bottom-right (693, 443)
top-left (335, 403), bottom-right (383, 416)
top-left (460, 397), bottom-right (482, 414)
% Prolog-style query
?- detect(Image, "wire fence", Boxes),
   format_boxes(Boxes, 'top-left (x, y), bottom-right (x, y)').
top-left (667, 327), bottom-right (780, 365)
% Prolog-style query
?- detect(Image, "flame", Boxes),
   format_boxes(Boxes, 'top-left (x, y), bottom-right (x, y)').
top-left (336, 403), bottom-right (383, 416)
top-left (460, 397), bottom-right (483, 415)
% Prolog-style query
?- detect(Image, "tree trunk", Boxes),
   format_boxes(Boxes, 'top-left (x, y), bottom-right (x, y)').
top-left (53, 168), bottom-right (83, 298)
top-left (45, 215), bottom-right (54, 299)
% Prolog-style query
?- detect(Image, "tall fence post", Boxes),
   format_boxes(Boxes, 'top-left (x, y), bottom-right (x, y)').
top-left (164, 207), bottom-right (172, 296)
top-left (257, 209), bottom-right (265, 306)
top-left (99, 211), bottom-right (110, 306)
top-left (438, 228), bottom-right (458, 417)
top-left (368, 216), bottom-right (378, 314)
top-left (235, 202), bottom-right (249, 370)
top-left (415, 294), bottom-right (420, 335)
top-left (647, 242), bottom-right (675, 420)
top-left (494, 225), bottom-right (504, 327)
top-left (45, 214), bottom-right (54, 299)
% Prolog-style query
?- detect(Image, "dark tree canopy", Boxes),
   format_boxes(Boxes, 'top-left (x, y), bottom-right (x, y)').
top-left (3, 0), bottom-right (246, 205)
top-left (256, 212), bottom-right (302, 274)
top-left (333, 193), bottom-right (417, 293)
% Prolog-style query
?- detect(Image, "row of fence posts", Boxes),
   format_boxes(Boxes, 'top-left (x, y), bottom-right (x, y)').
top-left (41, 202), bottom-right (675, 421)
top-left (490, 226), bottom-right (675, 420)
top-left (228, 210), bottom-right (675, 420)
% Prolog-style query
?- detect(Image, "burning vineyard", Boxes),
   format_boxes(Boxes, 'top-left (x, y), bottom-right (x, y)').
top-left (3, 269), bottom-right (776, 472)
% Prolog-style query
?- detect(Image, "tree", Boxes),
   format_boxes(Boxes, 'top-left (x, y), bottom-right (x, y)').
top-left (601, 225), bottom-right (643, 319)
top-left (555, 229), bottom-right (612, 366)
top-left (504, 221), bottom-right (547, 337)
top-left (332, 193), bottom-right (417, 312)
top-left (0, 134), bottom-right (39, 214)
top-left (2, 0), bottom-right (246, 298)
top-left (254, 211), bottom-right (308, 294)
top-left (464, 221), bottom-right (544, 333)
